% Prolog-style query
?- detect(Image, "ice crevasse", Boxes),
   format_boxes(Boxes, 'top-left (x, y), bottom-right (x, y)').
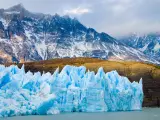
top-left (0, 65), bottom-right (143, 117)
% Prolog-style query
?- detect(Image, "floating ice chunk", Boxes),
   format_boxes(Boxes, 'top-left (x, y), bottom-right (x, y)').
top-left (0, 65), bottom-right (143, 117)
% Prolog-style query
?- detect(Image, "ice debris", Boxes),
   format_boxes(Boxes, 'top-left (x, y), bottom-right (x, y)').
top-left (0, 65), bottom-right (143, 117)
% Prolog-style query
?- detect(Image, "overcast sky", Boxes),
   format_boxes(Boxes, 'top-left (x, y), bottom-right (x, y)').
top-left (0, 0), bottom-right (160, 37)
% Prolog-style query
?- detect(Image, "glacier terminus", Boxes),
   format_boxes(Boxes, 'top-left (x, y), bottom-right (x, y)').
top-left (0, 65), bottom-right (143, 117)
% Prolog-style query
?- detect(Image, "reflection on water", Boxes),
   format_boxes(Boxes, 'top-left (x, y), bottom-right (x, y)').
top-left (0, 108), bottom-right (160, 120)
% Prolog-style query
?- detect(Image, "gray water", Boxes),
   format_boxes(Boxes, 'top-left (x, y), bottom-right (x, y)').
top-left (0, 108), bottom-right (160, 120)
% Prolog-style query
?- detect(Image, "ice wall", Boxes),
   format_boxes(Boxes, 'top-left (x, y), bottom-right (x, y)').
top-left (0, 65), bottom-right (143, 117)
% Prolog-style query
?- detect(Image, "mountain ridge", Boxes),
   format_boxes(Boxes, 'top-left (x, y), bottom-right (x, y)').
top-left (0, 4), bottom-right (159, 64)
top-left (118, 33), bottom-right (160, 62)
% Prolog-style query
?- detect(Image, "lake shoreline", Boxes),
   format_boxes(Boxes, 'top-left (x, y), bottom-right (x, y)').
top-left (0, 108), bottom-right (160, 120)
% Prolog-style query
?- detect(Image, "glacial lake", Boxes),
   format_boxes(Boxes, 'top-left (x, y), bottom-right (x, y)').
top-left (0, 108), bottom-right (160, 120)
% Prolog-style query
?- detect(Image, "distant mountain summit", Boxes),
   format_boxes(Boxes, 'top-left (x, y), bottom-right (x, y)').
top-left (119, 33), bottom-right (160, 62)
top-left (0, 4), bottom-right (159, 64)
top-left (6, 3), bottom-right (25, 12)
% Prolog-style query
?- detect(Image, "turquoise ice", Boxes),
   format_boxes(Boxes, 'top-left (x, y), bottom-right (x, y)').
top-left (0, 65), bottom-right (143, 117)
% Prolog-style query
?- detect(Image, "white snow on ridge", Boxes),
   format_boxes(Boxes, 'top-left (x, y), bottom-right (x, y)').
top-left (154, 42), bottom-right (160, 52)
top-left (4, 11), bottom-right (20, 15)
top-left (0, 18), bottom-right (10, 29)
top-left (139, 43), bottom-right (150, 52)
top-left (35, 40), bottom-right (47, 60)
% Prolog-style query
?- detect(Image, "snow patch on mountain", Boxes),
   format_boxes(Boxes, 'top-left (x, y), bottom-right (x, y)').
top-left (154, 42), bottom-right (160, 52)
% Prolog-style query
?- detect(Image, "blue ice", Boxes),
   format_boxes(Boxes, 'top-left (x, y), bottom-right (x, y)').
top-left (0, 65), bottom-right (143, 117)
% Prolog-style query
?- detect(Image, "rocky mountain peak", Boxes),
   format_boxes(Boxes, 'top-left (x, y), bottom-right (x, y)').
top-left (6, 3), bottom-right (25, 12)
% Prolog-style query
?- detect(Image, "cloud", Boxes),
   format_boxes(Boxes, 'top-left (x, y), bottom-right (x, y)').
top-left (64, 7), bottom-right (91, 15)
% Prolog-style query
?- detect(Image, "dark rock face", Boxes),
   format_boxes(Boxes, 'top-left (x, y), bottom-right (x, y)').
top-left (0, 4), bottom-right (159, 64)
top-left (0, 21), bottom-right (4, 30)
top-left (8, 18), bottom-right (25, 38)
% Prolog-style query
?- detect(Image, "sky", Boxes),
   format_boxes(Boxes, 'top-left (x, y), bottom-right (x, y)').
top-left (0, 0), bottom-right (160, 37)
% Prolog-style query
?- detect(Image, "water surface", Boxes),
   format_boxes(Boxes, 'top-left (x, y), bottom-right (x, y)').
top-left (0, 108), bottom-right (159, 120)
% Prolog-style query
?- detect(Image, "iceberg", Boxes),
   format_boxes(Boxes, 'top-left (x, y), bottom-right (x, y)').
top-left (0, 65), bottom-right (143, 117)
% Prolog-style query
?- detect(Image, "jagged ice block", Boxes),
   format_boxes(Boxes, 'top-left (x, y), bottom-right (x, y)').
top-left (0, 65), bottom-right (143, 117)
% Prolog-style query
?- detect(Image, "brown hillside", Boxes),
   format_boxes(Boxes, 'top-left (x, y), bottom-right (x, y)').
top-left (6, 57), bottom-right (160, 107)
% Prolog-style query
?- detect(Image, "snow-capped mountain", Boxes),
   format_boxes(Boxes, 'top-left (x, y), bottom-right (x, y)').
top-left (0, 4), bottom-right (159, 64)
top-left (119, 33), bottom-right (160, 62)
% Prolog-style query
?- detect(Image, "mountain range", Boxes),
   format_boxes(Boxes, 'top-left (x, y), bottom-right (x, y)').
top-left (118, 33), bottom-right (160, 62)
top-left (0, 4), bottom-right (159, 64)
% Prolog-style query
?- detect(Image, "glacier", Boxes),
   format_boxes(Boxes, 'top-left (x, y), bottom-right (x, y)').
top-left (0, 65), bottom-right (143, 117)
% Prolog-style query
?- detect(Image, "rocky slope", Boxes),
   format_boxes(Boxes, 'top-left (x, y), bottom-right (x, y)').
top-left (0, 4), bottom-right (159, 64)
